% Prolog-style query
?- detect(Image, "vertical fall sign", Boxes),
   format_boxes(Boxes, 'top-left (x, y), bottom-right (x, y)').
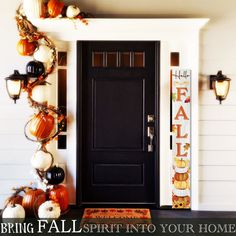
top-left (172, 70), bottom-right (191, 209)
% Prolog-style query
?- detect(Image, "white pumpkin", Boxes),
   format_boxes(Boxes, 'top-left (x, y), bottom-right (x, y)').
top-left (34, 45), bottom-right (53, 63)
top-left (23, 0), bottom-right (45, 19)
top-left (31, 150), bottom-right (52, 171)
top-left (31, 84), bottom-right (49, 104)
top-left (38, 201), bottom-right (61, 220)
top-left (66, 5), bottom-right (80, 18)
top-left (173, 188), bottom-right (190, 197)
top-left (2, 204), bottom-right (25, 223)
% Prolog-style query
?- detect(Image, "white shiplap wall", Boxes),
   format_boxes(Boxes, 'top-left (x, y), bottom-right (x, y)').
top-left (199, 16), bottom-right (236, 210)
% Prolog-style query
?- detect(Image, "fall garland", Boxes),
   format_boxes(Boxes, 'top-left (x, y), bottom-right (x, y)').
top-left (15, 6), bottom-right (66, 185)
top-left (1, 1), bottom-right (90, 219)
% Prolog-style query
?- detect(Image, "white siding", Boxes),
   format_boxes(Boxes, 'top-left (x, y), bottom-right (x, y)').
top-left (199, 16), bottom-right (236, 210)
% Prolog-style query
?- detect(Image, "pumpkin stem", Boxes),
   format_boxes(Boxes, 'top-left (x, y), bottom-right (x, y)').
top-left (48, 207), bottom-right (54, 211)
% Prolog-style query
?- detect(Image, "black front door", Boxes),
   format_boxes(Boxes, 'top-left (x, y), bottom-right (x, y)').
top-left (78, 41), bottom-right (159, 206)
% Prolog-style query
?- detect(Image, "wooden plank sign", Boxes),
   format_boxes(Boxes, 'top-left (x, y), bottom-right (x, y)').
top-left (172, 69), bottom-right (191, 209)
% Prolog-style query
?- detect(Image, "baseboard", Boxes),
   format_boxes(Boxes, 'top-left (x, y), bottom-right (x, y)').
top-left (199, 203), bottom-right (236, 212)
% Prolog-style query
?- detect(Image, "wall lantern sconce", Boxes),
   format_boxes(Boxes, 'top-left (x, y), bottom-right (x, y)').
top-left (5, 61), bottom-right (45, 104)
top-left (210, 71), bottom-right (231, 104)
top-left (5, 70), bottom-right (27, 103)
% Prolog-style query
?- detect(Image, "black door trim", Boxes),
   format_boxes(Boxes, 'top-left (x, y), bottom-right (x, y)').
top-left (76, 41), bottom-right (160, 208)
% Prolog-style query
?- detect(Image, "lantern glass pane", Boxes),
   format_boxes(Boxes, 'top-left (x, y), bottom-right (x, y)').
top-left (7, 80), bottom-right (21, 97)
top-left (215, 80), bottom-right (230, 99)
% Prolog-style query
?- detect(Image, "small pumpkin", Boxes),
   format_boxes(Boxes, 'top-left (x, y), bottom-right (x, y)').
top-left (174, 180), bottom-right (189, 190)
top-left (46, 165), bottom-right (65, 185)
top-left (175, 158), bottom-right (189, 168)
top-left (66, 5), bottom-right (80, 18)
top-left (31, 149), bottom-right (53, 171)
top-left (5, 195), bottom-right (23, 206)
top-left (31, 83), bottom-right (49, 104)
top-left (174, 172), bottom-right (189, 181)
top-left (34, 45), bottom-right (54, 63)
top-left (38, 200), bottom-right (61, 220)
top-left (23, 0), bottom-right (45, 19)
top-left (26, 60), bottom-right (45, 77)
top-left (47, 0), bottom-right (64, 17)
top-left (17, 39), bottom-right (37, 56)
top-left (49, 185), bottom-right (69, 213)
top-left (22, 189), bottom-right (46, 216)
top-left (2, 204), bottom-right (25, 222)
top-left (175, 166), bottom-right (189, 174)
top-left (29, 111), bottom-right (55, 140)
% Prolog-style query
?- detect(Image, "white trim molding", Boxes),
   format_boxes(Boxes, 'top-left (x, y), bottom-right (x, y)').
top-left (31, 18), bottom-right (209, 209)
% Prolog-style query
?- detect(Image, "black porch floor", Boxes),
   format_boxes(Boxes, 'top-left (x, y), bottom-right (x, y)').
top-left (66, 208), bottom-right (236, 219)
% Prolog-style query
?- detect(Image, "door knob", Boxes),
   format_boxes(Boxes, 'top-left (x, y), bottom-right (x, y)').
top-left (147, 127), bottom-right (155, 152)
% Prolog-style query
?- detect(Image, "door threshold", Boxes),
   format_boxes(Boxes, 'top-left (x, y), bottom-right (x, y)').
top-left (79, 202), bottom-right (158, 209)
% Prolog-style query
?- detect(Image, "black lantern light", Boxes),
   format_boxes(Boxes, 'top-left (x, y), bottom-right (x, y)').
top-left (210, 71), bottom-right (231, 104)
top-left (5, 70), bottom-right (27, 103)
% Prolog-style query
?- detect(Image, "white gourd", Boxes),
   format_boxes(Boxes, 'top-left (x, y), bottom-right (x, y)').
top-left (34, 45), bottom-right (53, 63)
top-left (23, 0), bottom-right (44, 19)
top-left (31, 84), bottom-right (49, 104)
top-left (31, 150), bottom-right (52, 171)
top-left (66, 5), bottom-right (80, 18)
top-left (2, 204), bottom-right (25, 222)
top-left (38, 201), bottom-right (61, 220)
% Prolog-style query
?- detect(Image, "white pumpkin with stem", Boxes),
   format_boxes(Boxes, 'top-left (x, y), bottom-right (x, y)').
top-left (23, 0), bottom-right (45, 19)
top-left (2, 204), bottom-right (25, 223)
top-left (31, 149), bottom-right (53, 172)
top-left (38, 201), bottom-right (61, 220)
top-left (34, 45), bottom-right (54, 63)
top-left (66, 5), bottom-right (80, 19)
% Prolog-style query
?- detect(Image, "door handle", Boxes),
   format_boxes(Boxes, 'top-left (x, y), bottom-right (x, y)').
top-left (147, 127), bottom-right (155, 152)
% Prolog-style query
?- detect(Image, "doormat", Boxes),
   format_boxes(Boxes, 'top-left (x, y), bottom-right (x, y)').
top-left (80, 208), bottom-right (152, 227)
top-left (82, 208), bottom-right (151, 219)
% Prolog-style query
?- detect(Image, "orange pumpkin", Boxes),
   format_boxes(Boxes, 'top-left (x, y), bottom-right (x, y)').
top-left (6, 195), bottom-right (23, 206)
top-left (22, 189), bottom-right (46, 216)
top-left (175, 158), bottom-right (189, 168)
top-left (17, 39), bottom-right (37, 56)
top-left (172, 195), bottom-right (190, 204)
top-left (47, 0), bottom-right (64, 17)
top-left (29, 112), bottom-right (55, 140)
top-left (49, 185), bottom-right (69, 213)
top-left (174, 180), bottom-right (189, 190)
top-left (174, 172), bottom-right (189, 181)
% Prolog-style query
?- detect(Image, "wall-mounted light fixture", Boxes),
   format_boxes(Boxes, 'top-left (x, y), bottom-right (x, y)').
top-left (5, 61), bottom-right (45, 104)
top-left (5, 70), bottom-right (27, 103)
top-left (210, 71), bottom-right (231, 104)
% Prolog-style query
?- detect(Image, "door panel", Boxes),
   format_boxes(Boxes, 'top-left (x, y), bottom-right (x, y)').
top-left (80, 41), bottom-right (159, 205)
top-left (93, 78), bottom-right (145, 150)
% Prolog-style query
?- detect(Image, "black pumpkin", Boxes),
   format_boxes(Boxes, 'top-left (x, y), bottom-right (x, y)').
top-left (46, 166), bottom-right (65, 185)
top-left (26, 61), bottom-right (45, 77)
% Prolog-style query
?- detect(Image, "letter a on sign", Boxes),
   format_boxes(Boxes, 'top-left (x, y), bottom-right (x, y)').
top-left (172, 70), bottom-right (191, 209)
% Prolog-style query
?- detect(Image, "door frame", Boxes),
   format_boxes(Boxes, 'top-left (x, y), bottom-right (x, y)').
top-left (76, 41), bottom-right (160, 208)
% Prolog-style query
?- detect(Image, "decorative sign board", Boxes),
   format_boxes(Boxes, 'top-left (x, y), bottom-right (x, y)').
top-left (172, 69), bottom-right (191, 209)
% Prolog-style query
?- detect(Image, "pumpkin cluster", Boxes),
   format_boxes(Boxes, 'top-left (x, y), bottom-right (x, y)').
top-left (172, 158), bottom-right (190, 209)
top-left (2, 185), bottom-right (69, 221)
top-left (23, 0), bottom-right (91, 21)
top-left (2, 2), bottom-right (71, 220)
